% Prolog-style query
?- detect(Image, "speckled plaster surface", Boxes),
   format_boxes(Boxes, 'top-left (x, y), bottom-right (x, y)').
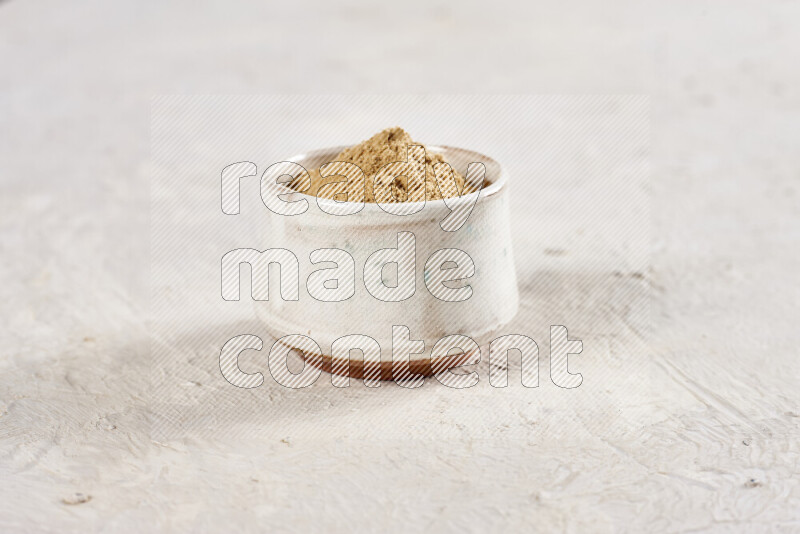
top-left (1, 1), bottom-right (799, 532)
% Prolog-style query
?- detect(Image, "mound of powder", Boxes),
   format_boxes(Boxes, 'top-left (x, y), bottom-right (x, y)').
top-left (306, 127), bottom-right (471, 203)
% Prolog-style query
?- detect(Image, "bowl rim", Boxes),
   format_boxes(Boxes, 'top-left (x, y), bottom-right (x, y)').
top-left (282, 144), bottom-right (508, 214)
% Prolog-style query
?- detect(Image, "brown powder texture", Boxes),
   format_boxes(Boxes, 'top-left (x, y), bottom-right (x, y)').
top-left (306, 127), bottom-right (470, 203)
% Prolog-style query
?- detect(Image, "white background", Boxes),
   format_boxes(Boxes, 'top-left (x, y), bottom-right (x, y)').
top-left (1, 1), bottom-right (798, 532)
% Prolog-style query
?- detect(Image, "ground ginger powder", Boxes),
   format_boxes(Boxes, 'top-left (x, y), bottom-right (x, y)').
top-left (306, 127), bottom-right (472, 203)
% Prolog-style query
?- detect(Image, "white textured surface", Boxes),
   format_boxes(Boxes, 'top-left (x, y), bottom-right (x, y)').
top-left (1, 1), bottom-right (799, 532)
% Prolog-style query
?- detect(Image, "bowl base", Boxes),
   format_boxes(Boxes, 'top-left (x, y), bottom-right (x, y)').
top-left (299, 349), bottom-right (478, 382)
